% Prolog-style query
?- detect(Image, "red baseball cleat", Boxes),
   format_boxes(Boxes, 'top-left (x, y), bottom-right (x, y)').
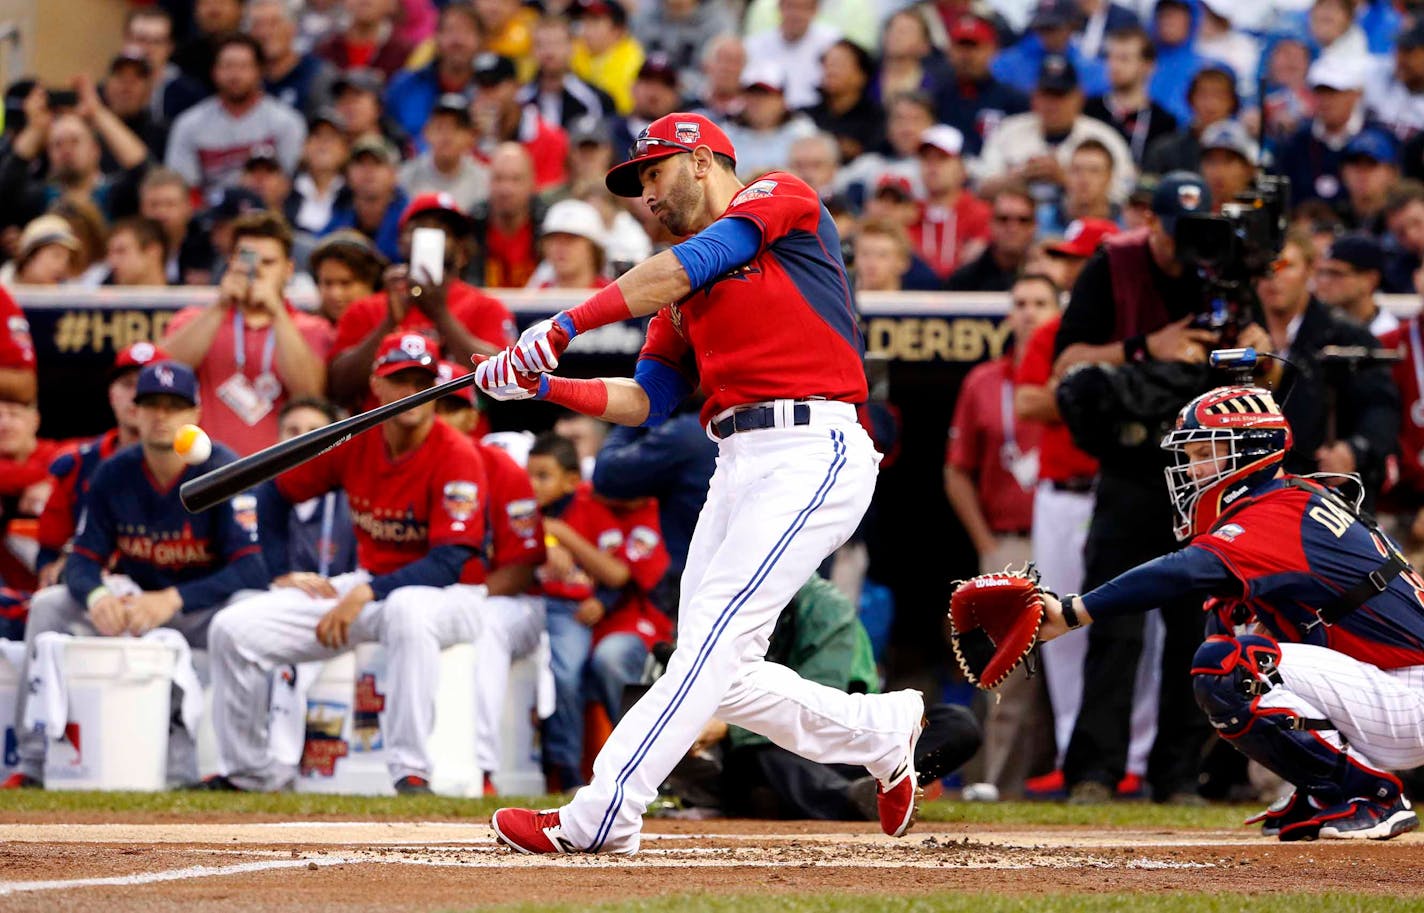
top-left (482, 771), bottom-right (498, 797)
top-left (877, 719), bottom-right (924, 838)
top-left (1, 773), bottom-right (40, 789)
top-left (491, 808), bottom-right (578, 854)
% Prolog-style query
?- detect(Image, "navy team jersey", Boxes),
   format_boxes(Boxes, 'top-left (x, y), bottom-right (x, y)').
top-left (67, 443), bottom-right (268, 611)
top-left (1082, 477), bottom-right (1424, 669)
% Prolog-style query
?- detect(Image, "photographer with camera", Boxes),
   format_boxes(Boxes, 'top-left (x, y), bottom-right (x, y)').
top-left (1051, 171), bottom-right (1272, 804)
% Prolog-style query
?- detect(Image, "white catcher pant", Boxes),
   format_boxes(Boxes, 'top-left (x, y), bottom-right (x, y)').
top-left (207, 571), bottom-right (486, 790)
top-left (1263, 643), bottom-right (1424, 772)
top-left (473, 594), bottom-right (545, 773)
top-left (1031, 481), bottom-right (1161, 775)
top-left (558, 406), bottom-right (924, 854)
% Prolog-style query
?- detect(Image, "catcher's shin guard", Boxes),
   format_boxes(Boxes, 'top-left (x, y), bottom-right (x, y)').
top-left (1191, 635), bottom-right (1403, 811)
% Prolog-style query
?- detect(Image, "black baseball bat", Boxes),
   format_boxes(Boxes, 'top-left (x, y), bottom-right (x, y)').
top-left (179, 368), bottom-right (482, 513)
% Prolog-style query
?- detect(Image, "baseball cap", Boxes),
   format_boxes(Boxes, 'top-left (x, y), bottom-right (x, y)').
top-left (1037, 53), bottom-right (1079, 94)
top-left (17, 215), bottom-right (81, 262)
top-left (110, 47), bottom-right (152, 77)
top-left (110, 341), bottom-right (171, 382)
top-left (572, 0), bottom-right (627, 26)
top-left (134, 360), bottom-right (199, 407)
top-left (308, 106), bottom-right (348, 134)
top-left (205, 186), bottom-right (265, 223)
top-left (1326, 232), bottom-right (1385, 274)
top-left (1308, 56), bottom-right (1367, 92)
top-left (436, 361), bottom-right (477, 408)
top-left (473, 53), bottom-right (517, 87)
top-left (373, 332), bottom-right (441, 379)
top-left (605, 112), bottom-right (736, 198)
top-left (349, 135), bottom-right (399, 165)
top-left (1400, 22), bottom-right (1424, 51)
top-left (1030, 0), bottom-right (1079, 30)
top-left (741, 61), bottom-right (785, 93)
top-left (243, 143), bottom-right (282, 170)
top-left (1047, 218), bottom-right (1120, 258)
top-left (430, 93), bottom-right (473, 127)
top-left (918, 124), bottom-right (964, 157)
top-left (949, 14), bottom-right (996, 45)
top-left (399, 191), bottom-right (472, 232)
top-left (333, 67), bottom-right (385, 97)
top-left (637, 54), bottom-right (680, 88)
top-left (1151, 170), bottom-right (1212, 235)
top-left (570, 118), bottom-right (613, 147)
top-left (541, 199), bottom-right (608, 249)
top-left (873, 173), bottom-right (915, 200)
top-left (1199, 120), bottom-right (1258, 164)
top-left (1343, 128), bottom-right (1399, 167)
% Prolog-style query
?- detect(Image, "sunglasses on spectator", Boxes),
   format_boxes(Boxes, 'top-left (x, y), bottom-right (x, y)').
top-left (993, 212), bottom-right (1035, 224)
top-left (630, 137), bottom-right (696, 160)
top-left (1314, 265), bottom-right (1358, 279)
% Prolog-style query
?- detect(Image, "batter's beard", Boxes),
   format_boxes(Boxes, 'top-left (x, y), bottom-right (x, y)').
top-left (656, 169), bottom-right (702, 237)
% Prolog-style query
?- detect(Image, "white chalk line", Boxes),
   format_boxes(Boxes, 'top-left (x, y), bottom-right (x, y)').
top-left (0, 856), bottom-right (365, 896)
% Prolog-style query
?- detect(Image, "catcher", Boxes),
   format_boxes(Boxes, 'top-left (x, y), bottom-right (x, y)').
top-left (951, 385), bottom-right (1424, 841)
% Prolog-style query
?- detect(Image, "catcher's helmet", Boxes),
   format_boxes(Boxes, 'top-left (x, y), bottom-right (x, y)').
top-left (1161, 385), bottom-right (1292, 541)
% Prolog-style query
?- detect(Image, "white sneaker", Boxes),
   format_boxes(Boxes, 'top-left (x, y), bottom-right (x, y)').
top-left (961, 782), bottom-right (1000, 802)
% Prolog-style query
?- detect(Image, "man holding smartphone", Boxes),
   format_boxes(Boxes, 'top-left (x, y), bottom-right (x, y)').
top-left (163, 212), bottom-right (332, 455)
top-left (327, 193), bottom-right (516, 405)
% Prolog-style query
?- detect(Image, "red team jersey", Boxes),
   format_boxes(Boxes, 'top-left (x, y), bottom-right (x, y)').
top-left (0, 287), bottom-right (36, 370)
top-left (594, 499), bottom-right (673, 650)
top-left (537, 483), bottom-right (625, 602)
top-left (38, 428), bottom-right (123, 559)
top-left (1191, 479), bottom-right (1424, 670)
top-left (947, 356), bottom-right (1042, 533)
top-left (276, 420), bottom-right (488, 575)
top-left (1014, 315), bottom-right (1098, 483)
top-left (332, 281), bottom-right (517, 363)
top-left (639, 172), bottom-right (868, 424)
top-left (460, 441), bottom-right (547, 584)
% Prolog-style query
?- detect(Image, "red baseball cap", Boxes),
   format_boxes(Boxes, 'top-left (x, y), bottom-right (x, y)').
top-left (110, 340), bottom-right (170, 381)
top-left (605, 112), bottom-right (737, 198)
top-left (436, 360), bottom-right (477, 407)
top-left (1046, 218), bottom-right (1120, 258)
top-left (399, 191), bottom-right (472, 232)
top-left (874, 173), bottom-right (916, 200)
top-left (372, 332), bottom-right (441, 378)
top-left (949, 14), bottom-right (996, 45)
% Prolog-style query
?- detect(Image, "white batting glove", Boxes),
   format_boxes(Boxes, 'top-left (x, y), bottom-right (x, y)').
top-left (511, 313), bottom-right (575, 375)
top-left (475, 351), bottom-right (543, 401)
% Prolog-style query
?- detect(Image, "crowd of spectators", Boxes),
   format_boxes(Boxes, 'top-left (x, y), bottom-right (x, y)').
top-left (6, 0), bottom-right (1424, 807)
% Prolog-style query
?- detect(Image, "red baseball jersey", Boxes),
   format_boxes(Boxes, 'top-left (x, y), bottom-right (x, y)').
top-left (0, 287), bottom-right (36, 370)
top-left (332, 280), bottom-right (517, 363)
top-left (595, 498), bottom-right (673, 649)
top-left (38, 428), bottom-right (123, 558)
top-left (536, 483), bottom-right (625, 602)
top-left (1014, 315), bottom-right (1098, 483)
top-left (947, 356), bottom-right (1042, 533)
top-left (639, 172), bottom-right (867, 424)
top-left (460, 441), bottom-right (547, 584)
top-left (908, 193), bottom-right (992, 279)
top-left (275, 419), bottom-right (488, 575)
top-left (1380, 318), bottom-right (1424, 500)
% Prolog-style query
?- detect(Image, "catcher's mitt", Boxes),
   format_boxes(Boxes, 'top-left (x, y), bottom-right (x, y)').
top-left (948, 565), bottom-right (1047, 690)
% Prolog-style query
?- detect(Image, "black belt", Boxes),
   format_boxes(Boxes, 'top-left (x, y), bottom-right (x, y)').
top-left (1051, 477), bottom-right (1095, 493)
top-left (711, 403), bottom-right (811, 439)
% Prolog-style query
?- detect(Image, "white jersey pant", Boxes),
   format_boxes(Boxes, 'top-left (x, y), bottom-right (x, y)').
top-left (1031, 481), bottom-right (1162, 775)
top-left (472, 594), bottom-right (545, 774)
top-left (558, 408), bottom-right (924, 854)
top-left (207, 571), bottom-right (486, 790)
top-left (1266, 643), bottom-right (1424, 771)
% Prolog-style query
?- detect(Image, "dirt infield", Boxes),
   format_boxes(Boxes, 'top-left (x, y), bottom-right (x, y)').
top-left (1, 818), bottom-right (1421, 912)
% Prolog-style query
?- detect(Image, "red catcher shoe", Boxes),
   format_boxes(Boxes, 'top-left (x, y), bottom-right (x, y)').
top-left (877, 719), bottom-right (924, 838)
top-left (1024, 769), bottom-right (1065, 797)
top-left (491, 808), bottom-right (578, 854)
top-left (1, 772), bottom-right (40, 789)
top-left (1116, 773), bottom-right (1144, 797)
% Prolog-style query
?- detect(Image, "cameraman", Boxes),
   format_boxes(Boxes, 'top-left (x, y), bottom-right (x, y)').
top-left (1258, 230), bottom-right (1399, 496)
top-left (1051, 171), bottom-right (1270, 804)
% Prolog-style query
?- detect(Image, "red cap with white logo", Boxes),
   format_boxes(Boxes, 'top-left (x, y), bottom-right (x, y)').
top-left (399, 192), bottom-right (471, 231)
top-left (373, 332), bottom-right (441, 378)
top-left (605, 113), bottom-right (737, 198)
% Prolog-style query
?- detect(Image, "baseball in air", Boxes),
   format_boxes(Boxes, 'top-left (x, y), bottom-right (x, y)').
top-left (174, 424), bottom-right (212, 465)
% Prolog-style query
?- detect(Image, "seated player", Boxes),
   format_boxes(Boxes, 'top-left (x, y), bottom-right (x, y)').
top-left (526, 432), bottom-right (630, 791)
top-left (4, 361), bottom-right (268, 789)
top-left (205, 334), bottom-right (490, 794)
top-left (1039, 386), bottom-right (1424, 841)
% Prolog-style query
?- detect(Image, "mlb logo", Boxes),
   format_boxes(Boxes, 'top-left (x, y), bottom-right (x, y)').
top-left (1178, 184), bottom-right (1203, 211)
top-left (400, 335), bottom-right (427, 357)
top-left (156, 365), bottom-right (175, 387)
top-left (674, 121), bottom-right (701, 145)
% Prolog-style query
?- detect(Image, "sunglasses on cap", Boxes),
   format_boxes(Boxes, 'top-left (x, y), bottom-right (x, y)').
top-left (375, 349), bottom-right (435, 370)
top-left (629, 136), bottom-right (696, 160)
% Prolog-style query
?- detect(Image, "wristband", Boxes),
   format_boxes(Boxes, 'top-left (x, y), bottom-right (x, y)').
top-left (565, 283), bottom-right (631, 335)
top-left (1060, 594), bottom-right (1082, 629)
top-left (86, 586), bottom-right (111, 611)
top-left (1123, 335), bottom-right (1149, 364)
top-left (541, 375), bottom-right (610, 417)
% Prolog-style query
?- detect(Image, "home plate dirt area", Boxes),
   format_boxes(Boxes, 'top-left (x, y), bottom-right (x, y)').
top-left (0, 818), bottom-right (1420, 912)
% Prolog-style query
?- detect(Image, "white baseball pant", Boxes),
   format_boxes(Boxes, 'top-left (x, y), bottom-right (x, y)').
top-left (207, 571), bottom-right (486, 790)
top-left (472, 594), bottom-right (546, 775)
top-left (557, 405), bottom-right (924, 854)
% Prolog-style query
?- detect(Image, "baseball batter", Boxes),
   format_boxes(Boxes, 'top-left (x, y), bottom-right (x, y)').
top-left (206, 333), bottom-right (490, 793)
top-left (1038, 386), bottom-right (1424, 840)
top-left (475, 113), bottom-right (939, 854)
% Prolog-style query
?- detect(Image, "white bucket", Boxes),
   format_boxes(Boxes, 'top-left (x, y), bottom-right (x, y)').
top-left (492, 653), bottom-right (545, 796)
top-left (0, 642), bottom-right (22, 779)
top-left (44, 638), bottom-right (177, 792)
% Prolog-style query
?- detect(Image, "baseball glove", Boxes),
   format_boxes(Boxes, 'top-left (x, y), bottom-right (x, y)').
top-left (947, 565), bottom-right (1047, 690)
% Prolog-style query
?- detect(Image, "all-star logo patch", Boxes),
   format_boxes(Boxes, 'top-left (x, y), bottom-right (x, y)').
top-left (732, 179), bottom-right (778, 206)
top-left (674, 121), bottom-right (700, 144)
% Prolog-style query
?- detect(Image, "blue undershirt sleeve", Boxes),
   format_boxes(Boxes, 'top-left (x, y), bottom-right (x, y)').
top-left (669, 216), bottom-right (763, 289)
top-left (633, 358), bottom-right (694, 427)
top-left (1080, 546), bottom-right (1238, 622)
top-left (368, 545), bottom-right (478, 600)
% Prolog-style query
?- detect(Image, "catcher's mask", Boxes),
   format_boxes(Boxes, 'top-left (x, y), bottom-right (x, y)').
top-left (1162, 385), bottom-right (1292, 541)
